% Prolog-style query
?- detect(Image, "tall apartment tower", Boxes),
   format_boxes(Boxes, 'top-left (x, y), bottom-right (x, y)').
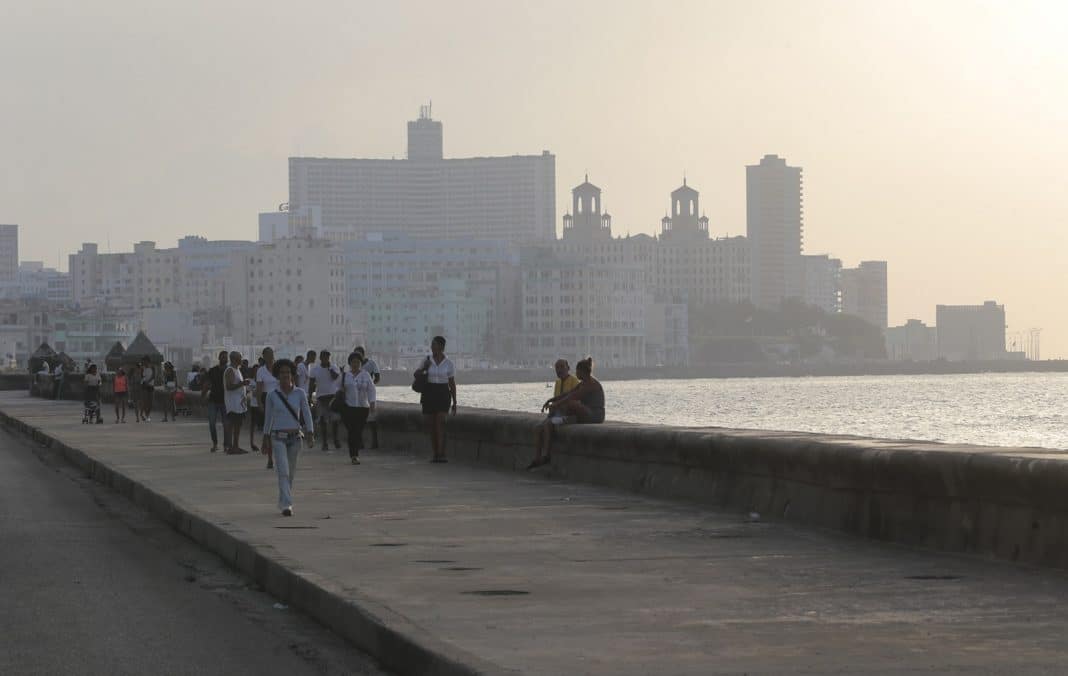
top-left (407, 103), bottom-right (443, 160)
top-left (290, 109), bottom-right (555, 242)
top-left (561, 176), bottom-right (612, 241)
top-left (840, 260), bottom-right (888, 329)
top-left (746, 155), bottom-right (803, 309)
top-left (0, 225), bottom-right (18, 283)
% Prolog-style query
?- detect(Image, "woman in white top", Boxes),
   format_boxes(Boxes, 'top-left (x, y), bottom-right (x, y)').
top-left (139, 358), bottom-right (156, 422)
top-left (341, 351), bottom-right (376, 465)
top-left (415, 335), bottom-right (456, 463)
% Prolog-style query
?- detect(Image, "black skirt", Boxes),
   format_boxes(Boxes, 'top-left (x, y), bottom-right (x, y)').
top-left (420, 382), bottom-right (451, 415)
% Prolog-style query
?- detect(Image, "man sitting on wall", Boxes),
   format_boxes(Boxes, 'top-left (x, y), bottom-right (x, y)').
top-left (529, 359), bottom-right (580, 469)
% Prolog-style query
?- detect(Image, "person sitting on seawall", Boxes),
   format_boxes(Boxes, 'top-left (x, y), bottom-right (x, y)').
top-left (526, 356), bottom-right (604, 469)
top-left (528, 358), bottom-right (581, 470)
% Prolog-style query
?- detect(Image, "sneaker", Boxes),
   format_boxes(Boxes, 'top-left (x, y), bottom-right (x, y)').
top-left (144, 417), bottom-right (151, 422)
top-left (350, 456), bottom-right (360, 465)
top-left (266, 460), bottom-right (274, 469)
top-left (281, 507), bottom-right (293, 517)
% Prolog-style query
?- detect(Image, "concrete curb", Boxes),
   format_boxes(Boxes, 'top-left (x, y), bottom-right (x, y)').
top-left (0, 406), bottom-right (508, 676)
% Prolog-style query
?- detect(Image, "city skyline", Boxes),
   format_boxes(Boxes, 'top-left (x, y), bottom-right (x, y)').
top-left (3, 2), bottom-right (1066, 356)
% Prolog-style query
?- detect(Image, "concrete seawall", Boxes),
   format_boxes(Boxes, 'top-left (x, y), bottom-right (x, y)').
top-left (29, 375), bottom-right (1068, 569)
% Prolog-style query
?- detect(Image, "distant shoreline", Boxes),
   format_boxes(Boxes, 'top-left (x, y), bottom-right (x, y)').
top-left (377, 359), bottom-right (1068, 386)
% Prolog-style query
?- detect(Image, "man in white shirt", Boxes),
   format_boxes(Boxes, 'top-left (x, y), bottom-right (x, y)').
top-left (255, 347), bottom-right (279, 466)
top-left (353, 346), bottom-right (381, 449)
top-left (309, 350), bottom-right (342, 451)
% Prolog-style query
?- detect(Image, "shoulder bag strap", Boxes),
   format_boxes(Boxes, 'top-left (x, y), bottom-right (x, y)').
top-left (274, 389), bottom-right (305, 428)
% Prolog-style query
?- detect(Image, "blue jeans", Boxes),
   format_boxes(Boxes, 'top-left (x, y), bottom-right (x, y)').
top-left (271, 432), bottom-right (302, 511)
top-left (207, 403), bottom-right (227, 446)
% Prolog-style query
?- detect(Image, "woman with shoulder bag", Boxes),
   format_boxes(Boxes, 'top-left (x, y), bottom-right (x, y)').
top-left (420, 336), bottom-right (456, 463)
top-left (261, 359), bottom-right (314, 517)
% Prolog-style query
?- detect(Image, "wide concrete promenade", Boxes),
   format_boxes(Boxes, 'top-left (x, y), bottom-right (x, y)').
top-left (6, 392), bottom-right (1068, 675)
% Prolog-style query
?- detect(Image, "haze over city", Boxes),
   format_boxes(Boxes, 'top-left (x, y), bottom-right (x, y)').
top-left (3, 0), bottom-right (1067, 357)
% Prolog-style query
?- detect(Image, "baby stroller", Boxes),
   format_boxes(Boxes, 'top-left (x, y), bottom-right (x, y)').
top-left (82, 399), bottom-right (102, 424)
top-left (173, 388), bottom-right (193, 418)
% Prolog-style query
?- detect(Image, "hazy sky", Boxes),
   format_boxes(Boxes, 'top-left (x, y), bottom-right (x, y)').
top-left (3, 1), bottom-right (1066, 357)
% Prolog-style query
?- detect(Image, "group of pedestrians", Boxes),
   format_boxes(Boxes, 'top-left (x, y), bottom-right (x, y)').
top-left (60, 335), bottom-right (604, 519)
top-left (199, 344), bottom-right (383, 517)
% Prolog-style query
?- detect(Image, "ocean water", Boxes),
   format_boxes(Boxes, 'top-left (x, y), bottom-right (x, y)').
top-left (378, 372), bottom-right (1068, 450)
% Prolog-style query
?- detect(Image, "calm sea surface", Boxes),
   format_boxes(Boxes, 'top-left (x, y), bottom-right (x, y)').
top-left (379, 372), bottom-right (1068, 450)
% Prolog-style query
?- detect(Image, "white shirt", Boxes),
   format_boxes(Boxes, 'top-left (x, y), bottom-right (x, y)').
top-left (362, 358), bottom-right (380, 379)
top-left (256, 364), bottom-right (279, 395)
top-left (141, 366), bottom-right (154, 385)
top-left (426, 356), bottom-right (455, 384)
top-left (295, 362), bottom-right (309, 390)
top-left (311, 363), bottom-right (342, 396)
top-left (343, 369), bottom-right (376, 408)
top-left (224, 366), bottom-right (247, 414)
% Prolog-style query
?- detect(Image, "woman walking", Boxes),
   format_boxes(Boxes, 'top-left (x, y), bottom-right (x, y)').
top-left (341, 351), bottom-right (376, 465)
top-left (139, 358), bottom-right (156, 422)
top-left (112, 367), bottom-right (128, 423)
top-left (418, 336), bottom-right (456, 463)
top-left (261, 359), bottom-right (314, 517)
top-left (84, 364), bottom-right (103, 424)
top-left (162, 362), bottom-right (177, 422)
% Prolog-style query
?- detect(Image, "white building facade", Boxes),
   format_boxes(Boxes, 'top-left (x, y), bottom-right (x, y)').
top-left (289, 110), bottom-right (556, 243)
top-left (226, 238), bottom-right (353, 356)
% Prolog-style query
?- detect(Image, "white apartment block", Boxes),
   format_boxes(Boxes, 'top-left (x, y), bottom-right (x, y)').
top-left (226, 238), bottom-right (352, 355)
top-left (885, 319), bottom-right (937, 361)
top-left (343, 234), bottom-right (520, 358)
top-left (258, 206), bottom-right (322, 242)
top-left (70, 237), bottom-right (257, 312)
top-left (935, 301), bottom-right (1006, 361)
top-left (0, 225), bottom-right (18, 283)
top-left (747, 154), bottom-right (804, 309)
top-left (289, 109), bottom-right (556, 243)
top-left (840, 260), bottom-right (888, 329)
top-left (9, 262), bottom-right (71, 303)
top-left (802, 254), bottom-right (842, 314)
top-left (520, 248), bottom-right (649, 368)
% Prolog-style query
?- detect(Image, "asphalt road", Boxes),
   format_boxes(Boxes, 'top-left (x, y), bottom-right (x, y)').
top-left (0, 426), bottom-right (388, 676)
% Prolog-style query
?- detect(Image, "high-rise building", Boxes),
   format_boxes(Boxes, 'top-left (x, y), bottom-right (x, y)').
top-left (289, 109), bottom-right (556, 243)
top-left (801, 254), bottom-right (842, 314)
top-left (0, 225), bottom-right (18, 283)
top-left (840, 260), bottom-right (888, 329)
top-left (407, 103), bottom-right (443, 160)
top-left (746, 155), bottom-right (803, 309)
top-left (936, 301), bottom-right (1007, 361)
